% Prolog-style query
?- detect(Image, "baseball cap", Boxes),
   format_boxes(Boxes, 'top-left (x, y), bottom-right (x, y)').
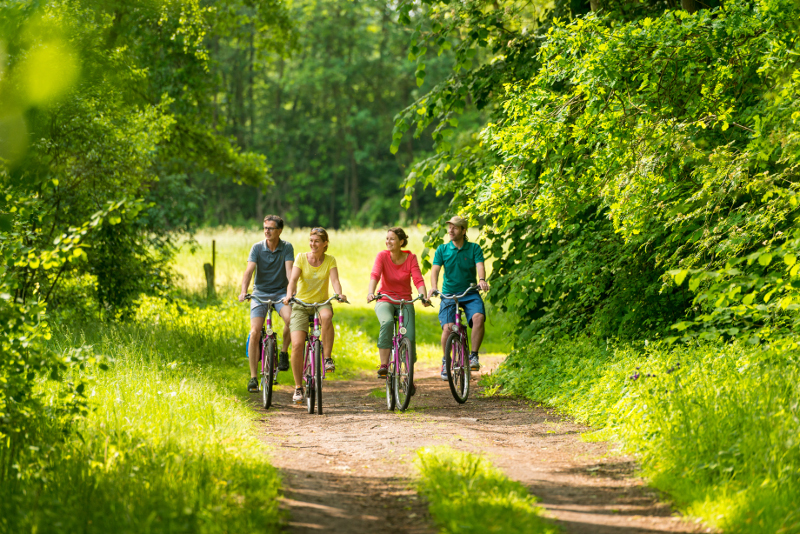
top-left (446, 216), bottom-right (468, 230)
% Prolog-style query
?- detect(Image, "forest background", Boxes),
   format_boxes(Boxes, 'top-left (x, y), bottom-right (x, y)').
top-left (2, 0), bottom-right (800, 532)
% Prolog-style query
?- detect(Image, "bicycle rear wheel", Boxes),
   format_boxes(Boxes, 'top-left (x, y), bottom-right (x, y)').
top-left (385, 360), bottom-right (396, 411)
top-left (395, 338), bottom-right (413, 411)
top-left (445, 333), bottom-right (470, 404)
top-left (261, 337), bottom-right (276, 409)
top-left (314, 339), bottom-right (323, 415)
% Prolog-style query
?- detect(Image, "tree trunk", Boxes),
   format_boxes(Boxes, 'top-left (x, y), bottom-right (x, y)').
top-left (681, 0), bottom-right (697, 13)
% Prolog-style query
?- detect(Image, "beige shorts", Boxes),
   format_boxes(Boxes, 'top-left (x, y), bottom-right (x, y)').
top-left (289, 303), bottom-right (333, 332)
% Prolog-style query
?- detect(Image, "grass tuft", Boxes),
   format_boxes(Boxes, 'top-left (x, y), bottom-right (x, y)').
top-left (414, 446), bottom-right (558, 534)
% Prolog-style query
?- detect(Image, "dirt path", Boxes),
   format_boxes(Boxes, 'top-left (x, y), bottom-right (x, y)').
top-left (250, 357), bottom-right (705, 534)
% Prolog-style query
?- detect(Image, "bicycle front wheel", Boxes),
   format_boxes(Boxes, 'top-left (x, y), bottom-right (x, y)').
top-left (445, 332), bottom-right (470, 404)
top-left (314, 339), bottom-right (323, 415)
top-left (385, 361), bottom-right (396, 411)
top-left (262, 337), bottom-right (276, 409)
top-left (395, 338), bottom-right (413, 411)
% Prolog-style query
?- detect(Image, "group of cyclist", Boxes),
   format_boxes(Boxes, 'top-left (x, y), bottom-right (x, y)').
top-left (237, 214), bottom-right (489, 405)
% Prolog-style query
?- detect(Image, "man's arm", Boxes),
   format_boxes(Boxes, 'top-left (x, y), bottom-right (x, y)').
top-left (239, 262), bottom-right (257, 301)
top-left (284, 260), bottom-right (294, 284)
top-left (430, 264), bottom-right (441, 293)
top-left (476, 262), bottom-right (489, 292)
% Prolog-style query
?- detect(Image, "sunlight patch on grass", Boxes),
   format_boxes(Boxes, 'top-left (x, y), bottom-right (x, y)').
top-left (415, 446), bottom-right (558, 534)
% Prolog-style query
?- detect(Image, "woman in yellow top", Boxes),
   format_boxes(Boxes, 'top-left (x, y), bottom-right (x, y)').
top-left (283, 227), bottom-right (348, 403)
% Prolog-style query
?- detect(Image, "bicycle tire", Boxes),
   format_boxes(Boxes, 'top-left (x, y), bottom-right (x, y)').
top-left (314, 339), bottom-right (323, 415)
top-left (395, 338), bottom-right (413, 411)
top-left (305, 341), bottom-right (315, 414)
top-left (386, 361), bottom-right (396, 411)
top-left (445, 332), bottom-right (470, 404)
top-left (262, 336), bottom-right (276, 409)
top-left (306, 376), bottom-right (315, 414)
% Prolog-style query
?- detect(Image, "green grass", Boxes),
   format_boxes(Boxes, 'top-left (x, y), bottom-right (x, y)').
top-left (414, 446), bottom-right (558, 534)
top-left (0, 296), bottom-right (284, 534)
top-left (485, 338), bottom-right (800, 534)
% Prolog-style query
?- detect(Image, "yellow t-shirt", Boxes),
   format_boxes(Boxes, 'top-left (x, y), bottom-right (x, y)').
top-left (295, 252), bottom-right (337, 303)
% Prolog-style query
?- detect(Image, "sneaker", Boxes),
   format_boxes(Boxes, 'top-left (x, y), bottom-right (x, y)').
top-left (278, 351), bottom-right (290, 371)
top-left (469, 352), bottom-right (480, 370)
top-left (292, 387), bottom-right (304, 404)
top-left (440, 362), bottom-right (448, 381)
top-left (377, 364), bottom-right (388, 378)
top-left (247, 377), bottom-right (259, 392)
top-left (325, 358), bottom-right (336, 373)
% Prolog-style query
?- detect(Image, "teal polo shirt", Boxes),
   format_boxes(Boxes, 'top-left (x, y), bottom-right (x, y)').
top-left (433, 240), bottom-right (485, 294)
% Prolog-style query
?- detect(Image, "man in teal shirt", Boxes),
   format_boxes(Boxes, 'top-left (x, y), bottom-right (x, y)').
top-left (430, 216), bottom-right (490, 380)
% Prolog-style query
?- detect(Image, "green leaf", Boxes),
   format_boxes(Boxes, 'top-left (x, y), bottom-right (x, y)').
top-left (758, 253), bottom-right (772, 266)
top-left (673, 269), bottom-right (689, 286)
top-left (784, 254), bottom-right (796, 267)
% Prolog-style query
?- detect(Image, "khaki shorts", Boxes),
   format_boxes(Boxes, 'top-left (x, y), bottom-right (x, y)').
top-left (290, 303), bottom-right (333, 332)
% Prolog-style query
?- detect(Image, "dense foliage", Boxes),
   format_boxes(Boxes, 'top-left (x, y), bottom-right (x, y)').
top-left (198, 0), bottom-right (455, 227)
top-left (399, 0), bottom-right (800, 343)
top-left (0, 0), bottom-right (278, 516)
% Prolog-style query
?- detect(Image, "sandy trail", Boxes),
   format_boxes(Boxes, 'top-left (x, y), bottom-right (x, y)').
top-left (250, 357), bottom-right (704, 534)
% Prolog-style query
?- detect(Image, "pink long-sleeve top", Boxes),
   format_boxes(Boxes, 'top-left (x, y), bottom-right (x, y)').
top-left (370, 250), bottom-right (425, 302)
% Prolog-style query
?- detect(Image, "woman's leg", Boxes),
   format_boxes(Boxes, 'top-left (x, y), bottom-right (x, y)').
top-left (374, 302), bottom-right (395, 365)
top-left (319, 306), bottom-right (334, 360)
top-left (290, 330), bottom-right (307, 388)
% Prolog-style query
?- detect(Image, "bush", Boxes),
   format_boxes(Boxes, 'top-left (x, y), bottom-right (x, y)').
top-left (487, 339), bottom-right (800, 533)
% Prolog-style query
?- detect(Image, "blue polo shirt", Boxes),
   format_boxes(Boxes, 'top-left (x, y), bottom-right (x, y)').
top-left (433, 240), bottom-right (485, 294)
top-left (247, 239), bottom-right (294, 295)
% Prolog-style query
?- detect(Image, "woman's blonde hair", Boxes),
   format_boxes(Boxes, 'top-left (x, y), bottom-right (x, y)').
top-left (310, 227), bottom-right (329, 251)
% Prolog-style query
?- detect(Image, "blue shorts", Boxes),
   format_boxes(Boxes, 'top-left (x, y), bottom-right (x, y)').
top-left (438, 291), bottom-right (485, 328)
top-left (250, 291), bottom-right (288, 319)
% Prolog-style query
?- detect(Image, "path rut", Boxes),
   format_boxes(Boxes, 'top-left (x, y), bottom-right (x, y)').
top-left (250, 357), bottom-right (706, 534)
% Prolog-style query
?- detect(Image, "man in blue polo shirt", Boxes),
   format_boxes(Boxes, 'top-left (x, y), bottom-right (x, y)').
top-left (430, 215), bottom-right (490, 380)
top-left (238, 215), bottom-right (294, 393)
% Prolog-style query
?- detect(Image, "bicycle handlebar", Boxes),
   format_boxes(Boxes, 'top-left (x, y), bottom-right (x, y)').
top-left (373, 293), bottom-right (430, 306)
top-left (432, 285), bottom-right (480, 300)
top-left (244, 294), bottom-right (282, 306)
top-left (290, 294), bottom-right (348, 308)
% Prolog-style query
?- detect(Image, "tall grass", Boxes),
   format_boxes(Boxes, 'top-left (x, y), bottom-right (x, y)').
top-left (414, 446), bottom-right (558, 534)
top-left (0, 297), bottom-right (283, 533)
top-left (486, 339), bottom-right (800, 534)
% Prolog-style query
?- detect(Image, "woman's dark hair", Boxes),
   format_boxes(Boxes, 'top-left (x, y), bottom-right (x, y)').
top-left (263, 214), bottom-right (284, 229)
top-left (388, 226), bottom-right (408, 248)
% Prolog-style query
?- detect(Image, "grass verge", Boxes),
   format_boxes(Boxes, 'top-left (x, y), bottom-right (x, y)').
top-left (0, 295), bottom-right (284, 533)
top-left (414, 446), bottom-right (558, 534)
top-left (484, 338), bottom-right (800, 534)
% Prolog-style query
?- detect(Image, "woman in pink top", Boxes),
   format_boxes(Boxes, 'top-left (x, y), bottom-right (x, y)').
top-left (367, 227), bottom-right (431, 382)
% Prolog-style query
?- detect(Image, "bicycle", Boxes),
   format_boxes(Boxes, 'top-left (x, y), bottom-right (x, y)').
top-left (290, 294), bottom-right (348, 415)
top-left (372, 293), bottom-right (428, 412)
top-left (244, 294), bottom-right (282, 409)
top-left (431, 285), bottom-right (480, 404)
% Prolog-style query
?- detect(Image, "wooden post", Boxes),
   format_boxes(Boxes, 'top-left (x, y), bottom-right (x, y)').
top-left (204, 239), bottom-right (216, 299)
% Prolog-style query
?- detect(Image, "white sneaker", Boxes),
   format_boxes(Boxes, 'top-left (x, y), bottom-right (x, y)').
top-left (292, 387), bottom-right (304, 404)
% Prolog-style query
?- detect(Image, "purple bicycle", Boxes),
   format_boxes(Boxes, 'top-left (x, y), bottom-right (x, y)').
top-left (244, 294), bottom-right (280, 409)
top-left (432, 285), bottom-right (479, 404)
top-left (290, 294), bottom-right (347, 415)
top-left (373, 293), bottom-right (428, 412)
